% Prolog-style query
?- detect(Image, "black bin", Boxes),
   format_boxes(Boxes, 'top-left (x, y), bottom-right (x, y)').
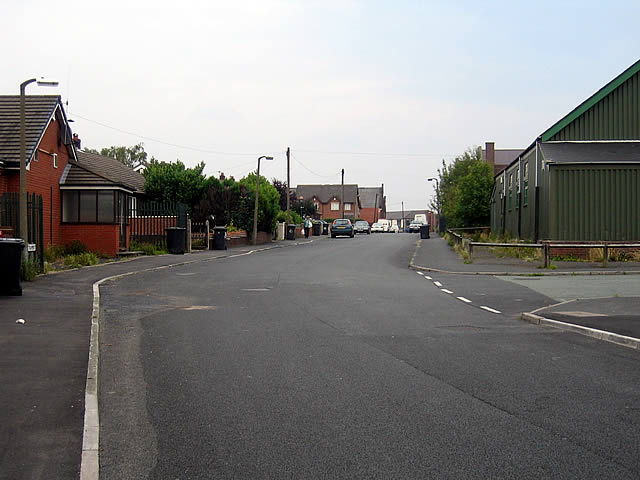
top-left (286, 224), bottom-right (296, 240)
top-left (213, 226), bottom-right (227, 250)
top-left (322, 223), bottom-right (329, 235)
top-left (420, 224), bottom-right (430, 239)
top-left (312, 222), bottom-right (321, 236)
top-left (0, 238), bottom-right (25, 296)
top-left (166, 227), bottom-right (186, 254)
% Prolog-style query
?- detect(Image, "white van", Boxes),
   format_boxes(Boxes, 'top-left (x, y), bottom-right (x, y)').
top-left (413, 214), bottom-right (427, 225)
top-left (377, 219), bottom-right (391, 232)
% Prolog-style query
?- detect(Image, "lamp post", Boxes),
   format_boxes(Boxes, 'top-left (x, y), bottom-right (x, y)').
top-left (252, 155), bottom-right (274, 245)
top-left (427, 177), bottom-right (440, 233)
top-left (20, 77), bottom-right (58, 260)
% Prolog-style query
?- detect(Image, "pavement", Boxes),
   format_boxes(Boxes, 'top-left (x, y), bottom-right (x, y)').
top-left (410, 233), bottom-right (640, 348)
top-left (1, 234), bottom-right (639, 479)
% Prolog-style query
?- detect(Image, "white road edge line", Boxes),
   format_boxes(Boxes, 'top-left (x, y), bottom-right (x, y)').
top-left (480, 306), bottom-right (502, 314)
top-left (441, 289), bottom-right (454, 294)
top-left (433, 281), bottom-right (443, 287)
top-left (457, 296), bottom-right (472, 303)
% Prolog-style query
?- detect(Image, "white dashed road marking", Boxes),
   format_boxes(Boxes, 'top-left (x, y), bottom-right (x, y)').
top-left (480, 306), bottom-right (502, 314)
top-left (424, 275), bottom-right (432, 280)
top-left (457, 297), bottom-right (472, 303)
top-left (416, 272), bottom-right (424, 276)
top-left (441, 289), bottom-right (454, 294)
top-left (433, 281), bottom-right (442, 287)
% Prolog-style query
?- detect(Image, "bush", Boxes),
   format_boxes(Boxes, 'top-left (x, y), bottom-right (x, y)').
top-left (64, 240), bottom-right (89, 255)
top-left (21, 258), bottom-right (40, 281)
top-left (63, 252), bottom-right (98, 268)
top-left (130, 241), bottom-right (163, 255)
top-left (45, 244), bottom-right (65, 262)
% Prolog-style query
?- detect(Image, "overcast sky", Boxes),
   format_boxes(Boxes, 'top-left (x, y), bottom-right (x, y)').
top-left (4, 1), bottom-right (639, 210)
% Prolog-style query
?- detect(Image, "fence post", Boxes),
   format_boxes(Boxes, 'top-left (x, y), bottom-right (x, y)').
top-left (544, 243), bottom-right (549, 268)
top-left (603, 242), bottom-right (608, 268)
top-left (186, 217), bottom-right (192, 253)
top-left (468, 242), bottom-right (473, 260)
top-left (205, 220), bottom-right (210, 250)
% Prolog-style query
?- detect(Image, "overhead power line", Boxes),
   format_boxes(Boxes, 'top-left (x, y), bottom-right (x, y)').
top-left (69, 112), bottom-right (263, 157)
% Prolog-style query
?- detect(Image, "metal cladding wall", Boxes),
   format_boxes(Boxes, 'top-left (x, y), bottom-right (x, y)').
top-left (548, 71), bottom-right (640, 141)
top-left (548, 164), bottom-right (640, 240)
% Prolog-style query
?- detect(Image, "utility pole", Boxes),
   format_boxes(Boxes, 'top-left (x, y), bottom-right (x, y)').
top-left (374, 193), bottom-right (379, 223)
top-left (286, 147), bottom-right (291, 224)
top-left (341, 168), bottom-right (345, 218)
top-left (401, 201), bottom-right (405, 232)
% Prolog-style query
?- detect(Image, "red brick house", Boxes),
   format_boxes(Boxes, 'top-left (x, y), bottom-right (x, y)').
top-left (357, 185), bottom-right (386, 224)
top-left (0, 95), bottom-right (145, 257)
top-left (295, 184), bottom-right (360, 219)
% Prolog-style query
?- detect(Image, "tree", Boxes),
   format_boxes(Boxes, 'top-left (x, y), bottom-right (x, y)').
top-left (86, 143), bottom-right (150, 170)
top-left (239, 172), bottom-right (282, 236)
top-left (142, 159), bottom-right (209, 208)
top-left (271, 178), bottom-right (297, 212)
top-left (436, 147), bottom-right (493, 228)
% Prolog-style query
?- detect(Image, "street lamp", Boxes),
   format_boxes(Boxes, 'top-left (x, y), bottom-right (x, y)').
top-left (252, 155), bottom-right (274, 245)
top-left (20, 77), bottom-right (59, 260)
top-left (427, 177), bottom-right (440, 233)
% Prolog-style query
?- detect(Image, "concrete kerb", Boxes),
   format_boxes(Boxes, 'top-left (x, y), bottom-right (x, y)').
top-left (521, 312), bottom-right (640, 350)
top-left (78, 239), bottom-right (315, 480)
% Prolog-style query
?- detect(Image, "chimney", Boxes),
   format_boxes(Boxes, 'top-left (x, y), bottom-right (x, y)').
top-left (485, 142), bottom-right (495, 166)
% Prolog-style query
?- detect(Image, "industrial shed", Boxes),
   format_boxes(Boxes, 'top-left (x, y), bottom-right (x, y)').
top-left (491, 59), bottom-right (640, 241)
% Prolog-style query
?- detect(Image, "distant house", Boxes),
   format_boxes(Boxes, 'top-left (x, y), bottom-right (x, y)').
top-left (491, 58), bottom-right (640, 242)
top-left (0, 95), bottom-right (147, 257)
top-left (358, 185), bottom-right (386, 224)
top-left (481, 142), bottom-right (523, 175)
top-left (295, 184), bottom-right (360, 219)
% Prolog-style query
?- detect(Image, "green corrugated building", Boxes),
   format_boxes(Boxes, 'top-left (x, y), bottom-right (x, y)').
top-left (491, 59), bottom-right (640, 241)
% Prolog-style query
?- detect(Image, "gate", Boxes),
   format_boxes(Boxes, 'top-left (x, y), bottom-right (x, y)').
top-left (0, 192), bottom-right (44, 268)
top-left (124, 197), bottom-right (188, 251)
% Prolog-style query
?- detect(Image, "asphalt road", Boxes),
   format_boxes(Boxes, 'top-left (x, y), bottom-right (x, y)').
top-left (99, 234), bottom-right (640, 479)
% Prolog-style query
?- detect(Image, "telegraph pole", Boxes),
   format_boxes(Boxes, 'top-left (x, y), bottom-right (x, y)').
top-left (374, 193), bottom-right (379, 222)
top-left (341, 169), bottom-right (345, 218)
top-left (401, 201), bottom-right (405, 232)
top-left (286, 147), bottom-right (291, 224)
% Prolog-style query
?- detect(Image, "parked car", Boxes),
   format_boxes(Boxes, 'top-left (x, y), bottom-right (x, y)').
top-left (331, 219), bottom-right (354, 238)
top-left (371, 222), bottom-right (384, 233)
top-left (408, 221), bottom-right (423, 233)
top-left (354, 220), bottom-right (371, 234)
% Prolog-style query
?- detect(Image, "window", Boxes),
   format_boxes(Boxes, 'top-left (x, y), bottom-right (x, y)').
top-left (62, 189), bottom-right (118, 223)
top-left (331, 201), bottom-right (339, 211)
top-left (344, 202), bottom-right (352, 211)
top-left (314, 202), bottom-right (321, 211)
top-left (53, 153), bottom-right (58, 168)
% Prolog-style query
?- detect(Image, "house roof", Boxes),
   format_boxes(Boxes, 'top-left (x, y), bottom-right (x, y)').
top-left (0, 95), bottom-right (73, 168)
top-left (61, 150), bottom-right (145, 192)
top-left (541, 59), bottom-right (640, 142)
top-left (358, 186), bottom-right (384, 208)
top-left (541, 142), bottom-right (640, 164)
top-left (295, 184), bottom-right (359, 203)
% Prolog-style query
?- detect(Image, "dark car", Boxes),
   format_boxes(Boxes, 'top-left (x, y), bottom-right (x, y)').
top-left (331, 219), bottom-right (354, 238)
top-left (354, 220), bottom-right (370, 234)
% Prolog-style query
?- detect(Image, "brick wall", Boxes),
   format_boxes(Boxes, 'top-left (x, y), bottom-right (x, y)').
top-left (62, 224), bottom-right (120, 257)
top-left (2, 118), bottom-right (70, 249)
